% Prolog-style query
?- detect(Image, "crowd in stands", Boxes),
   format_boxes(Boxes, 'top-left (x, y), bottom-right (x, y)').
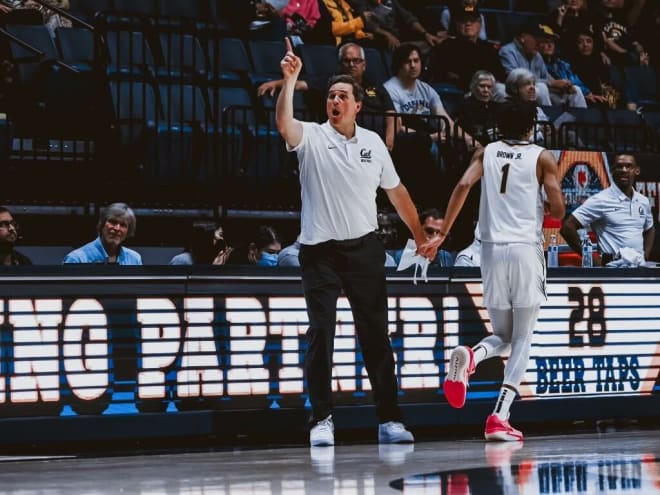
top-left (0, 0), bottom-right (657, 263)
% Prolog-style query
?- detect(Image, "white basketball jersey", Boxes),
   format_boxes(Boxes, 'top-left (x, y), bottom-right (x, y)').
top-left (479, 140), bottom-right (544, 244)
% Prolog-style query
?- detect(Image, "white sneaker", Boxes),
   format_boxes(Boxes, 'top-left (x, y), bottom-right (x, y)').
top-left (310, 415), bottom-right (334, 446)
top-left (378, 421), bottom-right (414, 444)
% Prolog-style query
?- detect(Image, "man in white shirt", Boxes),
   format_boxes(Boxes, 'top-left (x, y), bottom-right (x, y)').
top-left (276, 38), bottom-right (437, 447)
top-left (427, 99), bottom-right (565, 441)
top-left (561, 154), bottom-right (655, 265)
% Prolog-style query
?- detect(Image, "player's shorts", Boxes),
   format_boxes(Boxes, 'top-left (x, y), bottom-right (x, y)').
top-left (480, 242), bottom-right (546, 309)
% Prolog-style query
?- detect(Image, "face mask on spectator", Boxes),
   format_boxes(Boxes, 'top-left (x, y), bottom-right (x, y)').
top-left (258, 252), bottom-right (279, 267)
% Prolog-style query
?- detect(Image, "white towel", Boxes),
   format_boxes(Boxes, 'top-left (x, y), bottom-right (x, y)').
top-left (396, 239), bottom-right (429, 285)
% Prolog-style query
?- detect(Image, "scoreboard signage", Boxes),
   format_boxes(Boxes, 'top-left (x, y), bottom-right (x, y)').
top-left (0, 271), bottom-right (657, 418)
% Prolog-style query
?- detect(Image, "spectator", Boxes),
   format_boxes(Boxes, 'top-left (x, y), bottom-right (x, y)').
top-left (351, 0), bottom-right (443, 53)
top-left (384, 44), bottom-right (475, 204)
top-left (320, 0), bottom-right (376, 46)
top-left (500, 22), bottom-right (587, 108)
top-left (63, 203), bottom-right (142, 265)
top-left (0, 205), bottom-right (31, 265)
top-left (538, 27), bottom-right (607, 106)
top-left (505, 68), bottom-right (552, 144)
top-left (0, 0), bottom-right (71, 35)
top-left (279, 0), bottom-right (321, 44)
top-left (568, 26), bottom-right (615, 107)
top-left (278, 239), bottom-right (301, 267)
top-left (560, 154), bottom-right (655, 265)
top-left (222, 0), bottom-right (286, 41)
top-left (550, 0), bottom-right (594, 60)
top-left (454, 71), bottom-right (501, 146)
top-left (248, 225), bottom-right (282, 267)
top-left (439, 0), bottom-right (488, 41)
top-left (593, 0), bottom-right (646, 67)
top-left (428, 6), bottom-right (506, 97)
top-left (397, 208), bottom-right (454, 267)
top-left (258, 43), bottom-right (396, 148)
top-left (169, 222), bottom-right (233, 265)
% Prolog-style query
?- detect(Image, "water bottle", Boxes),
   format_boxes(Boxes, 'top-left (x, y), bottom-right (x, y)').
top-left (547, 234), bottom-right (559, 268)
top-left (581, 233), bottom-right (593, 268)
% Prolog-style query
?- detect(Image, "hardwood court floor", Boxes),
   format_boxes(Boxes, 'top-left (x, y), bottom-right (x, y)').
top-left (0, 428), bottom-right (657, 494)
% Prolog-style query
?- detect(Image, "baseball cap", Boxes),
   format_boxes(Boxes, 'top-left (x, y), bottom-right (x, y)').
top-left (519, 21), bottom-right (559, 39)
top-left (453, 5), bottom-right (481, 22)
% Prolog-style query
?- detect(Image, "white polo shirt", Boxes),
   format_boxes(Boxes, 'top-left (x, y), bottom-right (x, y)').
top-left (288, 121), bottom-right (400, 245)
top-left (571, 183), bottom-right (654, 256)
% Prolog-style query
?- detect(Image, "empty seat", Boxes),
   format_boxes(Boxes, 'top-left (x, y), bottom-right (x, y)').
top-left (110, 79), bottom-right (159, 145)
top-left (56, 26), bottom-right (98, 72)
top-left (207, 37), bottom-right (252, 87)
top-left (105, 30), bottom-right (156, 78)
top-left (606, 109), bottom-right (649, 153)
top-left (297, 44), bottom-right (337, 78)
top-left (4, 24), bottom-right (59, 82)
top-left (624, 66), bottom-right (659, 108)
top-left (248, 39), bottom-right (288, 86)
top-left (363, 47), bottom-right (389, 85)
top-left (156, 32), bottom-right (207, 82)
top-left (153, 83), bottom-right (212, 184)
top-left (557, 107), bottom-right (608, 150)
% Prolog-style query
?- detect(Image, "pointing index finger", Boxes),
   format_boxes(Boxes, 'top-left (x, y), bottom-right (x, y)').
top-left (284, 37), bottom-right (293, 54)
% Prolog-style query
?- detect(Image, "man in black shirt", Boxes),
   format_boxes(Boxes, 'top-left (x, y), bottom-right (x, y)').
top-left (429, 6), bottom-right (506, 97)
top-left (0, 206), bottom-right (31, 265)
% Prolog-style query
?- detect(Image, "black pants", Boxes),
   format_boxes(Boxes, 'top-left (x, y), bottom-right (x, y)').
top-left (299, 232), bottom-right (403, 425)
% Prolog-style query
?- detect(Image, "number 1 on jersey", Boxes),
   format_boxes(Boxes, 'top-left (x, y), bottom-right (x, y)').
top-left (500, 163), bottom-right (510, 194)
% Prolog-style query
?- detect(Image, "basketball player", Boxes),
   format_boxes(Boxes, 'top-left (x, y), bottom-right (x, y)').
top-left (429, 99), bottom-right (565, 441)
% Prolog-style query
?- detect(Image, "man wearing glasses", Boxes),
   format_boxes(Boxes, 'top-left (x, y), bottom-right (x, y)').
top-left (0, 206), bottom-right (31, 265)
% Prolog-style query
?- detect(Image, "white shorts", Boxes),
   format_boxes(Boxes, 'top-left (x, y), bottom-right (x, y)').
top-left (481, 242), bottom-right (546, 309)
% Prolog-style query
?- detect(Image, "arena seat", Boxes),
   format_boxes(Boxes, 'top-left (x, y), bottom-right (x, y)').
top-left (105, 30), bottom-right (157, 79)
top-left (156, 32), bottom-right (207, 83)
top-left (297, 44), bottom-right (337, 79)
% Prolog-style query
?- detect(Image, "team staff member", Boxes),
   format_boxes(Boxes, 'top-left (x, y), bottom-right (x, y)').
top-left (561, 154), bottom-right (655, 265)
top-left (427, 100), bottom-right (565, 441)
top-left (276, 38), bottom-right (436, 447)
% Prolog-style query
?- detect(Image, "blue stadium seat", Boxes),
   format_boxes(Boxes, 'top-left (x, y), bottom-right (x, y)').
top-left (248, 39), bottom-right (288, 87)
top-left (297, 44), bottom-right (337, 78)
top-left (4, 24), bottom-right (59, 83)
top-left (55, 27), bottom-right (98, 73)
top-left (207, 37), bottom-right (252, 87)
top-left (105, 30), bottom-right (157, 79)
top-left (605, 109), bottom-right (649, 153)
top-left (624, 66), bottom-right (659, 109)
top-left (558, 107), bottom-right (609, 150)
top-left (429, 83), bottom-right (465, 118)
top-left (155, 84), bottom-right (212, 184)
top-left (109, 80), bottom-right (159, 164)
top-left (69, 0), bottom-right (113, 23)
top-left (364, 47), bottom-right (389, 85)
top-left (156, 32), bottom-right (207, 82)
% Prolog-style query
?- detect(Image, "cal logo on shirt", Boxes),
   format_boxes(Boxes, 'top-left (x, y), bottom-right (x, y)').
top-left (360, 148), bottom-right (372, 163)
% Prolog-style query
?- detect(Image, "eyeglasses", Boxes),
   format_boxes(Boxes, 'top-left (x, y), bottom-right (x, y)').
top-left (0, 220), bottom-right (18, 229)
top-left (341, 57), bottom-right (364, 66)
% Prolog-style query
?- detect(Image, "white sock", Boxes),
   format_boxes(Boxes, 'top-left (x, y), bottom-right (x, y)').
top-left (493, 386), bottom-right (516, 420)
top-left (472, 344), bottom-right (488, 364)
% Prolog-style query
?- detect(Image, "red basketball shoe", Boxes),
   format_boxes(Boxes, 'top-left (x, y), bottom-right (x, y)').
top-left (484, 414), bottom-right (524, 442)
top-left (444, 346), bottom-right (475, 408)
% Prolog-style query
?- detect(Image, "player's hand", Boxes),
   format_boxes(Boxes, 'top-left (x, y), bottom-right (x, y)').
top-left (280, 37), bottom-right (302, 81)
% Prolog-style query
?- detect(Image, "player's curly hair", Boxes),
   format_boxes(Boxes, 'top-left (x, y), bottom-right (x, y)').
top-left (497, 99), bottom-right (537, 140)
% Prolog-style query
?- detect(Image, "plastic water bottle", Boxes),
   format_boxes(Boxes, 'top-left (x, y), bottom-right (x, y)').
top-left (581, 233), bottom-right (593, 268)
top-left (547, 234), bottom-right (559, 268)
